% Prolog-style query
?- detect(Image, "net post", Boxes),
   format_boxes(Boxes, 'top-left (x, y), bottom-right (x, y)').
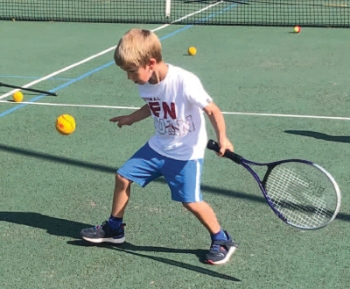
top-left (165, 0), bottom-right (171, 18)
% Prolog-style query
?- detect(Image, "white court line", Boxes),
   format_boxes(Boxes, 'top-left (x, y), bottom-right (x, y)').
top-left (221, 111), bottom-right (350, 120)
top-left (1, 100), bottom-right (349, 121)
top-left (0, 1), bottom-right (224, 100)
top-left (0, 100), bottom-right (140, 110)
top-left (0, 47), bottom-right (116, 99)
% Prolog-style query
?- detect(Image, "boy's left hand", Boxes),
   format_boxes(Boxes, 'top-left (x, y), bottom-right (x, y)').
top-left (109, 115), bottom-right (134, 128)
top-left (217, 138), bottom-right (234, 157)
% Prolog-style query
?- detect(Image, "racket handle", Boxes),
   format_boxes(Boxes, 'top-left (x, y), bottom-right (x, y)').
top-left (207, 139), bottom-right (243, 164)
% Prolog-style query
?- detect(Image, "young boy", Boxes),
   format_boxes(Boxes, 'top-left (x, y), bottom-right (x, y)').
top-left (80, 28), bottom-right (237, 265)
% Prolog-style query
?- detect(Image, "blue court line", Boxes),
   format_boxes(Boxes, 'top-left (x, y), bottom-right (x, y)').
top-left (0, 62), bottom-right (113, 117)
top-left (0, 2), bottom-right (238, 118)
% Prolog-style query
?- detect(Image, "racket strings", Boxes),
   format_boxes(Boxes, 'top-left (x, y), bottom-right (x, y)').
top-left (265, 165), bottom-right (334, 228)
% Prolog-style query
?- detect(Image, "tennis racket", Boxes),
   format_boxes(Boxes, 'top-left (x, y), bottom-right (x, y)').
top-left (207, 140), bottom-right (341, 230)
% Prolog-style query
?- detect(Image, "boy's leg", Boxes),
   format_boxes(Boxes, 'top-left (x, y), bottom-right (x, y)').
top-left (163, 158), bottom-right (238, 265)
top-left (181, 201), bottom-right (221, 234)
top-left (79, 173), bottom-right (131, 244)
top-left (111, 173), bottom-right (132, 218)
top-left (80, 142), bottom-right (163, 244)
top-left (183, 201), bottom-right (238, 265)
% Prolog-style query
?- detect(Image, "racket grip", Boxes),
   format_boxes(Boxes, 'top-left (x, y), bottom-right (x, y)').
top-left (206, 139), bottom-right (243, 164)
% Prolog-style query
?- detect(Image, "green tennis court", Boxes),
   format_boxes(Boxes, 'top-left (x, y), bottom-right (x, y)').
top-left (1, 1), bottom-right (350, 288)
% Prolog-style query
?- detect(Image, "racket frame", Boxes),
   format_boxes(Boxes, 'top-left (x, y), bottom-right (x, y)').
top-left (207, 139), bottom-right (341, 230)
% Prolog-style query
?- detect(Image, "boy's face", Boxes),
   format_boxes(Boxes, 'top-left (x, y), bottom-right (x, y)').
top-left (122, 59), bottom-right (155, 85)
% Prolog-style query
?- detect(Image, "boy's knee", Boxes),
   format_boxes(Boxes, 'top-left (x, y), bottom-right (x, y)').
top-left (182, 202), bottom-right (200, 211)
top-left (182, 202), bottom-right (189, 209)
top-left (115, 173), bottom-right (132, 188)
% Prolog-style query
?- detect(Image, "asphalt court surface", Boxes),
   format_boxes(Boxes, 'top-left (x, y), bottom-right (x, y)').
top-left (0, 20), bottom-right (349, 289)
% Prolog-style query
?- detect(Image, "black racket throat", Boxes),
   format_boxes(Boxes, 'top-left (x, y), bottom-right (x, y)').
top-left (206, 139), bottom-right (243, 164)
top-left (261, 165), bottom-right (275, 187)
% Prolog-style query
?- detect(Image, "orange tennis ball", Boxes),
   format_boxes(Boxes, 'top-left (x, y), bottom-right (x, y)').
top-left (188, 46), bottom-right (197, 56)
top-left (293, 26), bottom-right (301, 33)
top-left (56, 114), bottom-right (76, 135)
top-left (12, 91), bottom-right (24, 102)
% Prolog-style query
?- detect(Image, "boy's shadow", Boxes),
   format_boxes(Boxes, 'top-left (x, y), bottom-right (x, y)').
top-left (0, 211), bottom-right (88, 238)
top-left (0, 211), bottom-right (240, 281)
top-left (68, 240), bottom-right (240, 281)
top-left (69, 239), bottom-right (205, 260)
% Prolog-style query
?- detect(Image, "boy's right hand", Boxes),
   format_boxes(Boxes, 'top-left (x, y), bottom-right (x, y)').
top-left (109, 115), bottom-right (134, 128)
top-left (217, 137), bottom-right (234, 157)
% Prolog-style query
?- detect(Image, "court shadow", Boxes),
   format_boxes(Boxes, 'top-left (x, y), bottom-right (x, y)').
top-left (0, 211), bottom-right (240, 281)
top-left (0, 210), bottom-right (348, 282)
top-left (1, 144), bottom-right (349, 223)
top-left (67, 240), bottom-right (241, 282)
top-left (0, 143), bottom-right (117, 174)
top-left (0, 143), bottom-right (264, 204)
top-left (69, 240), bottom-right (207, 260)
top-left (0, 211), bottom-right (91, 239)
top-left (285, 130), bottom-right (350, 143)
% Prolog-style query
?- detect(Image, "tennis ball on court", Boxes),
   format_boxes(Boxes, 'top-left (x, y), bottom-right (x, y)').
top-left (12, 91), bottom-right (24, 102)
top-left (56, 114), bottom-right (76, 135)
top-left (293, 26), bottom-right (301, 33)
top-left (188, 46), bottom-right (197, 56)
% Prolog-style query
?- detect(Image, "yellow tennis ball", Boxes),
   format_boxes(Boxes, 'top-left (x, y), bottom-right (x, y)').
top-left (293, 26), bottom-right (301, 33)
top-left (13, 91), bottom-right (24, 102)
top-left (188, 46), bottom-right (197, 56)
top-left (56, 114), bottom-right (76, 135)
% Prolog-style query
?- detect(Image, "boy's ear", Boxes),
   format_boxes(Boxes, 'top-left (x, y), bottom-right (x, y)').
top-left (148, 58), bottom-right (157, 70)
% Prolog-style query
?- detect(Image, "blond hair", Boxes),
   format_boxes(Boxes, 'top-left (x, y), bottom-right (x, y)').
top-left (114, 29), bottom-right (162, 68)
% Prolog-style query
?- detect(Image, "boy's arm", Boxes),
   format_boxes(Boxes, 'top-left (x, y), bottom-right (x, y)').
top-left (203, 102), bottom-right (234, 156)
top-left (110, 104), bottom-right (151, 128)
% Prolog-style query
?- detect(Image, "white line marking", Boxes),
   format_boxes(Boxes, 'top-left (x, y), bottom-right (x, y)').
top-left (1, 100), bottom-right (349, 120)
top-left (0, 100), bottom-right (140, 110)
top-left (169, 1), bottom-right (223, 24)
top-left (0, 1), bottom-right (224, 99)
top-left (0, 47), bottom-right (116, 99)
top-left (222, 111), bottom-right (350, 120)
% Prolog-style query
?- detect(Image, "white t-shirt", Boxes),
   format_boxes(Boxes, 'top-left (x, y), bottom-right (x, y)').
top-left (138, 64), bottom-right (212, 160)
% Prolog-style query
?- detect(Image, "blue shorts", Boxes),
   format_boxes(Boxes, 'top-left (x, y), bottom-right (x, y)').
top-left (117, 142), bottom-right (203, 203)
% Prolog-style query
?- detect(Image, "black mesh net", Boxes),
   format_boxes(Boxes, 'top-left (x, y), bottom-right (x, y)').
top-left (0, 0), bottom-right (349, 27)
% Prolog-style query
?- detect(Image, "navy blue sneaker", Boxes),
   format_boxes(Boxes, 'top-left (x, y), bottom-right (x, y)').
top-left (80, 221), bottom-right (125, 244)
top-left (205, 231), bottom-right (238, 265)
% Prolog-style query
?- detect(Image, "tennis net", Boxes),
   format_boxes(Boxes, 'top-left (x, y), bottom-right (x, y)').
top-left (0, 0), bottom-right (349, 27)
